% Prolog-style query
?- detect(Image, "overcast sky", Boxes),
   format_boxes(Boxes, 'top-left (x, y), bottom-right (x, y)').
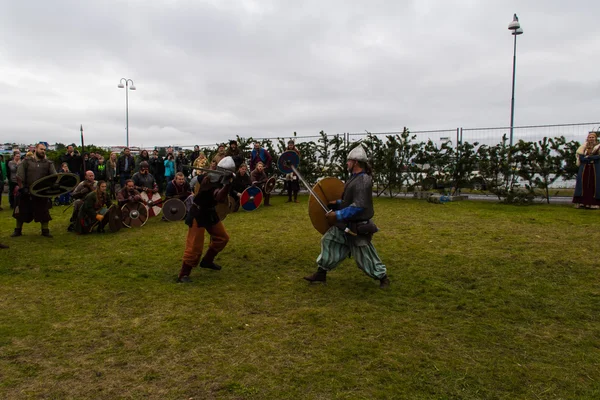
top-left (1, 0), bottom-right (599, 148)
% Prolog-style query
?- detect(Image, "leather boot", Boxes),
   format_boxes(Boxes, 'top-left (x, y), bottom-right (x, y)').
top-left (41, 229), bottom-right (53, 238)
top-left (294, 193), bottom-right (299, 203)
top-left (304, 268), bottom-right (327, 283)
top-left (379, 275), bottom-right (390, 289)
top-left (0, 243), bottom-right (8, 249)
top-left (200, 248), bottom-right (222, 270)
top-left (11, 228), bottom-right (22, 237)
top-left (177, 263), bottom-right (194, 283)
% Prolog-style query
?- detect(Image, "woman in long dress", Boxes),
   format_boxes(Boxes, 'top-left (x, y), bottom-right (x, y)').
top-left (573, 132), bottom-right (600, 209)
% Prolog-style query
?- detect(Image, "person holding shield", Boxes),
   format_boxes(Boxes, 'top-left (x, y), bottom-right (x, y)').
top-left (303, 145), bottom-right (390, 289)
top-left (11, 143), bottom-right (57, 237)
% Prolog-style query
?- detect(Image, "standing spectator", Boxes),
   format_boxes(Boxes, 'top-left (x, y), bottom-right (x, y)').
top-left (95, 155), bottom-right (108, 182)
top-left (190, 145), bottom-right (201, 165)
top-left (164, 154), bottom-right (176, 183)
top-left (212, 144), bottom-right (227, 165)
top-left (573, 132), bottom-right (600, 209)
top-left (106, 152), bottom-right (118, 200)
top-left (136, 150), bottom-right (150, 173)
top-left (149, 149), bottom-right (165, 194)
top-left (7, 151), bottom-right (21, 209)
top-left (250, 142), bottom-right (272, 172)
top-left (226, 140), bottom-right (244, 168)
top-left (0, 155), bottom-right (6, 211)
top-left (61, 145), bottom-right (83, 178)
top-left (176, 152), bottom-right (188, 177)
top-left (117, 148), bottom-right (135, 188)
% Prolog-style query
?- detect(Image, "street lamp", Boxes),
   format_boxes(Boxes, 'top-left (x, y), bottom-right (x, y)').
top-left (118, 78), bottom-right (136, 147)
top-left (508, 14), bottom-right (523, 147)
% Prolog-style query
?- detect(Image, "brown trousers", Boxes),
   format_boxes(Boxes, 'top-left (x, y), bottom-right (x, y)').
top-left (182, 220), bottom-right (229, 267)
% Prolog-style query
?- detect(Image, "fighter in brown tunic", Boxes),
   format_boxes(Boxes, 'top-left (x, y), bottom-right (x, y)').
top-left (12, 143), bottom-right (57, 237)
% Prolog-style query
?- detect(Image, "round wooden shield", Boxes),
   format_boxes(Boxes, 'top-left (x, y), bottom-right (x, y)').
top-left (107, 204), bottom-right (122, 232)
top-left (216, 195), bottom-right (236, 221)
top-left (121, 202), bottom-right (149, 228)
top-left (241, 186), bottom-right (263, 211)
top-left (162, 198), bottom-right (186, 221)
top-left (309, 177), bottom-right (345, 235)
top-left (263, 176), bottom-right (276, 194)
top-left (140, 191), bottom-right (163, 217)
top-left (277, 151), bottom-right (300, 174)
top-left (30, 173), bottom-right (80, 198)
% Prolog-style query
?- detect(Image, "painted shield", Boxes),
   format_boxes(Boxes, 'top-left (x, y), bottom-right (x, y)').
top-left (309, 177), bottom-right (345, 235)
top-left (107, 204), bottom-right (122, 232)
top-left (263, 176), bottom-right (276, 194)
top-left (277, 150), bottom-right (300, 174)
top-left (140, 191), bottom-right (163, 217)
top-left (30, 173), bottom-right (80, 198)
top-left (216, 195), bottom-right (236, 221)
top-left (121, 202), bottom-right (149, 228)
top-left (162, 198), bottom-right (186, 221)
top-left (241, 186), bottom-right (263, 211)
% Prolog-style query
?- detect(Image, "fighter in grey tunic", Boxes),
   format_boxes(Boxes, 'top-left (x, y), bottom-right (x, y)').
top-left (304, 144), bottom-right (389, 289)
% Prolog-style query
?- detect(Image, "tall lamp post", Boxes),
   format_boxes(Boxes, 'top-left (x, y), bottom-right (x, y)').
top-left (508, 14), bottom-right (523, 147)
top-left (118, 78), bottom-right (136, 147)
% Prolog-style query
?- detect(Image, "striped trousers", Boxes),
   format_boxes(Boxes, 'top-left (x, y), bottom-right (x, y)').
top-left (317, 227), bottom-right (387, 280)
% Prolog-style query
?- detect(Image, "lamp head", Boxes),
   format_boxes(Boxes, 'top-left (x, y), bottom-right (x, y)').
top-left (129, 85), bottom-right (136, 90)
top-left (118, 83), bottom-right (125, 89)
top-left (508, 14), bottom-right (521, 30)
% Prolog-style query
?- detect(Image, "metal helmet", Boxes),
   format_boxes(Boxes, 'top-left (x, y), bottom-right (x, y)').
top-left (210, 156), bottom-right (236, 183)
top-left (347, 144), bottom-right (368, 162)
top-left (217, 156), bottom-right (236, 173)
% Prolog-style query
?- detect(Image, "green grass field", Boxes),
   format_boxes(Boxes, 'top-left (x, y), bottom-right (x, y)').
top-left (1, 195), bottom-right (599, 399)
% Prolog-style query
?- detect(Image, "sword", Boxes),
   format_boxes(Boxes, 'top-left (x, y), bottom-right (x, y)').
top-left (286, 163), bottom-right (329, 213)
top-left (181, 165), bottom-right (232, 176)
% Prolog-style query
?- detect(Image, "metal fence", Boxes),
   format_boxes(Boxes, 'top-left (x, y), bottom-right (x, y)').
top-left (181, 121), bottom-right (600, 150)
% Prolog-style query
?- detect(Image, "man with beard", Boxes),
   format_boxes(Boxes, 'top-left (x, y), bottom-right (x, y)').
top-left (226, 140), bottom-right (244, 168)
top-left (117, 179), bottom-right (142, 207)
top-left (212, 144), bottom-right (227, 165)
top-left (132, 161), bottom-right (158, 193)
top-left (250, 142), bottom-right (272, 172)
top-left (11, 143), bottom-right (57, 237)
top-left (177, 156), bottom-right (235, 283)
top-left (117, 147), bottom-right (135, 188)
top-left (250, 161), bottom-right (271, 207)
top-left (68, 170), bottom-right (96, 232)
top-left (303, 145), bottom-right (390, 289)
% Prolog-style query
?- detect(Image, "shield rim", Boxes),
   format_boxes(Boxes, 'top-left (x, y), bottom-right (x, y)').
top-left (107, 204), bottom-right (122, 232)
top-left (121, 202), bottom-right (149, 228)
top-left (162, 198), bottom-right (187, 221)
top-left (30, 173), bottom-right (80, 198)
top-left (241, 186), bottom-right (263, 211)
top-left (277, 151), bottom-right (300, 174)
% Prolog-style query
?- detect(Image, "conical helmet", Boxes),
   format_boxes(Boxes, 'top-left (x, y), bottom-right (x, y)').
top-left (217, 156), bottom-right (236, 173)
top-left (347, 144), bottom-right (368, 162)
